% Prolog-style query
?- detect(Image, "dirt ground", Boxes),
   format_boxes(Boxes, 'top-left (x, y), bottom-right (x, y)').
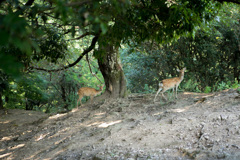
top-left (0, 89), bottom-right (240, 160)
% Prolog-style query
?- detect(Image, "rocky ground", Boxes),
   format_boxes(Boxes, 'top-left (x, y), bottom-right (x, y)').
top-left (0, 89), bottom-right (240, 160)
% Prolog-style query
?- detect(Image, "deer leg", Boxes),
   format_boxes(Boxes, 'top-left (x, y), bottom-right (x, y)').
top-left (76, 96), bottom-right (79, 108)
top-left (90, 96), bottom-right (93, 104)
top-left (160, 87), bottom-right (168, 101)
top-left (161, 92), bottom-right (168, 101)
top-left (154, 87), bottom-right (162, 102)
top-left (77, 98), bottom-right (80, 109)
top-left (172, 87), bottom-right (175, 99)
top-left (77, 95), bottom-right (83, 108)
top-left (80, 97), bottom-right (83, 105)
top-left (175, 85), bottom-right (178, 99)
top-left (76, 99), bottom-right (79, 109)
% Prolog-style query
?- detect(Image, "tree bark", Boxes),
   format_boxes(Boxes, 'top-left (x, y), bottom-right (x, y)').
top-left (98, 44), bottom-right (127, 99)
top-left (0, 91), bottom-right (3, 110)
top-left (233, 50), bottom-right (240, 82)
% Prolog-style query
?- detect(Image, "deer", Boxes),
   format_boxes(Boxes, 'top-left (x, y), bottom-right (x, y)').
top-left (154, 67), bottom-right (186, 102)
top-left (76, 84), bottom-right (104, 108)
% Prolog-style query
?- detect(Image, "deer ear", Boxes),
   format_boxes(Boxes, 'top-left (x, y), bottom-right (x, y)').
top-left (177, 69), bottom-right (180, 72)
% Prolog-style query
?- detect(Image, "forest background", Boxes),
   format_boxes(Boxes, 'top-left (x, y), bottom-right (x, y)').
top-left (0, 0), bottom-right (239, 113)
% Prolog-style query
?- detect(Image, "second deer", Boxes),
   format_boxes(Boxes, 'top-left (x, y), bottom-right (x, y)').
top-left (77, 85), bottom-right (104, 108)
top-left (154, 67), bottom-right (186, 102)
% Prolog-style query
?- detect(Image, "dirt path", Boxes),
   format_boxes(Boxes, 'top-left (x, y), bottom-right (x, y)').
top-left (0, 89), bottom-right (240, 160)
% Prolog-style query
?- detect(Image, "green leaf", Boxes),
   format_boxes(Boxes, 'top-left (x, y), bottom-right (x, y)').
top-left (0, 53), bottom-right (23, 77)
top-left (100, 23), bottom-right (108, 34)
top-left (0, 30), bottom-right (9, 46)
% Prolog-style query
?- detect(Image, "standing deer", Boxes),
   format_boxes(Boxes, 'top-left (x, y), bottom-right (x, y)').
top-left (77, 85), bottom-right (104, 108)
top-left (154, 67), bottom-right (186, 102)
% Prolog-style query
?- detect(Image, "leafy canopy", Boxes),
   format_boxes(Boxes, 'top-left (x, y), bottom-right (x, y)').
top-left (0, 0), bottom-right (231, 76)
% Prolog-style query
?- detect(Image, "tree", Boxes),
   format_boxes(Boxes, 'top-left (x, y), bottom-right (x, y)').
top-left (1, 0), bottom-right (239, 104)
top-left (0, 71), bottom-right (9, 109)
top-left (216, 4), bottom-right (240, 82)
top-left (121, 3), bottom-right (240, 93)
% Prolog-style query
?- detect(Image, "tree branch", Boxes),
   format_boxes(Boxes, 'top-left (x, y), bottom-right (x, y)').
top-left (68, 32), bottom-right (95, 40)
top-left (25, 0), bottom-right (35, 6)
top-left (46, 0), bottom-right (92, 7)
top-left (65, 0), bottom-right (92, 7)
top-left (86, 54), bottom-right (103, 83)
top-left (30, 35), bottom-right (99, 72)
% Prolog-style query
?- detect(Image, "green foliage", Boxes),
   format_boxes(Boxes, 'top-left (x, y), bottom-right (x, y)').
top-left (121, 48), bottom-right (160, 93)
top-left (231, 80), bottom-right (240, 89)
top-left (215, 80), bottom-right (240, 91)
top-left (122, 0), bottom-right (221, 44)
top-left (1, 51), bottom-right (104, 112)
top-left (122, 3), bottom-right (240, 94)
top-left (143, 84), bottom-right (154, 94)
top-left (204, 86), bottom-right (212, 93)
top-left (0, 2), bottom-right (69, 77)
top-left (0, 71), bottom-right (9, 93)
top-left (0, 8), bottom-right (39, 75)
top-left (33, 27), bottom-right (67, 63)
top-left (3, 73), bottom-right (49, 110)
top-left (73, 51), bottom-right (104, 87)
top-left (183, 79), bottom-right (201, 93)
top-left (237, 88), bottom-right (240, 93)
top-left (0, 53), bottom-right (23, 77)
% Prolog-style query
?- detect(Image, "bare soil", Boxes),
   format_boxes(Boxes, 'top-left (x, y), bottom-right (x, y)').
top-left (0, 89), bottom-right (240, 160)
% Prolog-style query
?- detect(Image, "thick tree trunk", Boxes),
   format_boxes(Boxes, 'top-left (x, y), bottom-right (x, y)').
top-left (98, 44), bottom-right (127, 99)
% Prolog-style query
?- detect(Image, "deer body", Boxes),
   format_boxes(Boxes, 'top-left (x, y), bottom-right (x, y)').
top-left (154, 68), bottom-right (186, 102)
top-left (77, 85), bottom-right (104, 108)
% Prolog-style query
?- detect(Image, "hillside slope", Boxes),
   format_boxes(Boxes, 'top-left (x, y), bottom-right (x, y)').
top-left (0, 89), bottom-right (240, 160)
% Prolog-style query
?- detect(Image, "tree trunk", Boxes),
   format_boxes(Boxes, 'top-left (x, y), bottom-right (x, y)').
top-left (60, 74), bottom-right (69, 110)
top-left (25, 98), bottom-right (32, 110)
top-left (0, 91), bottom-right (3, 110)
top-left (233, 50), bottom-right (240, 82)
top-left (98, 44), bottom-right (127, 99)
